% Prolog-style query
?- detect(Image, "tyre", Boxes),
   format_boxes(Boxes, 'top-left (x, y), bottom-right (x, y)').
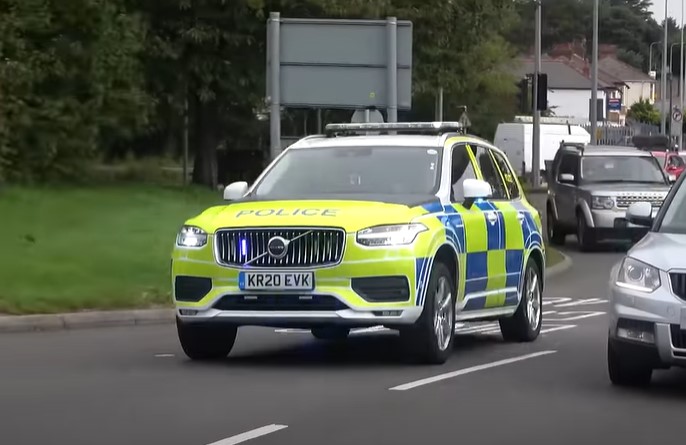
top-left (176, 317), bottom-right (238, 361)
top-left (547, 206), bottom-right (566, 246)
top-left (499, 258), bottom-right (542, 342)
top-left (576, 213), bottom-right (596, 252)
top-left (607, 338), bottom-right (653, 387)
top-left (400, 262), bottom-right (456, 364)
top-left (311, 326), bottom-right (350, 340)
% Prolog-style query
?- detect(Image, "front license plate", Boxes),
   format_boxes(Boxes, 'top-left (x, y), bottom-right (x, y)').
top-left (238, 271), bottom-right (314, 291)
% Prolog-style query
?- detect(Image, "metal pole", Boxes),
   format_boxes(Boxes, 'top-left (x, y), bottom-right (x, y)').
top-left (590, 0), bottom-right (599, 144)
top-left (662, 1), bottom-right (670, 135)
top-left (680, 2), bottom-right (685, 149)
top-left (386, 16), bottom-right (398, 123)
top-left (268, 12), bottom-right (281, 160)
top-left (182, 91), bottom-right (189, 186)
top-left (438, 87), bottom-right (444, 121)
top-left (364, 109), bottom-right (370, 123)
top-left (316, 109), bottom-right (322, 133)
top-left (532, 1), bottom-right (541, 187)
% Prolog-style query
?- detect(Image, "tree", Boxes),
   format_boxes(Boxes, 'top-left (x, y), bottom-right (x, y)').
top-left (627, 98), bottom-right (660, 125)
top-left (0, 0), bottom-right (150, 182)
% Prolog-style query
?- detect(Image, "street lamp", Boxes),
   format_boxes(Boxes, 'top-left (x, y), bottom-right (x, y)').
top-left (662, 0), bottom-right (669, 135)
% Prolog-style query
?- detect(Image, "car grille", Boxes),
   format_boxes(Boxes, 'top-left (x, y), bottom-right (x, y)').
top-left (615, 192), bottom-right (665, 208)
top-left (215, 228), bottom-right (346, 268)
top-left (213, 294), bottom-right (348, 311)
top-left (669, 272), bottom-right (686, 301)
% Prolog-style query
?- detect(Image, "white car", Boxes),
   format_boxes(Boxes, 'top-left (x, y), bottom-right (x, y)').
top-left (607, 173), bottom-right (686, 386)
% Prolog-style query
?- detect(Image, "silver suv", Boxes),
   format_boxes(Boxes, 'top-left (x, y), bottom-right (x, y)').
top-left (546, 143), bottom-right (672, 251)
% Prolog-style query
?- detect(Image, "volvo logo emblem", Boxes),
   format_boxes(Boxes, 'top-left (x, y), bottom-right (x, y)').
top-left (267, 236), bottom-right (289, 259)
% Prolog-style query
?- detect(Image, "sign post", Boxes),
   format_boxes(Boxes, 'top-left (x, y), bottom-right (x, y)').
top-left (266, 14), bottom-right (413, 159)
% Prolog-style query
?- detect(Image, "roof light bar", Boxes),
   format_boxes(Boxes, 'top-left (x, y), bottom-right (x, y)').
top-left (324, 121), bottom-right (465, 135)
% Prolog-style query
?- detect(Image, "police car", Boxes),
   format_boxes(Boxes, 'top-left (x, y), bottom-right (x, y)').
top-left (172, 122), bottom-right (546, 364)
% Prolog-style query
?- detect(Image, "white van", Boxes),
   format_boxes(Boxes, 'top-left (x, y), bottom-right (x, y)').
top-left (493, 119), bottom-right (591, 177)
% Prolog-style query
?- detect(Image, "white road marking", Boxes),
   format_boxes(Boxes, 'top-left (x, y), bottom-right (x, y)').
top-left (553, 311), bottom-right (606, 321)
top-left (542, 310), bottom-right (556, 315)
top-left (543, 297), bottom-right (572, 305)
top-left (206, 424), bottom-right (288, 445)
top-left (554, 298), bottom-right (608, 307)
top-left (154, 353), bottom-right (175, 358)
top-left (540, 325), bottom-right (577, 334)
top-left (389, 350), bottom-right (557, 391)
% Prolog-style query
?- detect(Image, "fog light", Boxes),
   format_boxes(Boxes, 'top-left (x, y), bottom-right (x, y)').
top-left (617, 327), bottom-right (655, 344)
top-left (179, 309), bottom-right (198, 316)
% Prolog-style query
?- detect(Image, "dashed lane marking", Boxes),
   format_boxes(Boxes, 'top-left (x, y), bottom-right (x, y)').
top-left (388, 350), bottom-right (558, 391)
top-left (206, 424), bottom-right (288, 445)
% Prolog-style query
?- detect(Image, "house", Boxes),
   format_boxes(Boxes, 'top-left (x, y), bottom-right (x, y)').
top-left (598, 55), bottom-right (656, 106)
top-left (512, 56), bottom-right (612, 123)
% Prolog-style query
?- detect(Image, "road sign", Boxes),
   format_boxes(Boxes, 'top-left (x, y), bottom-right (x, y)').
top-left (607, 98), bottom-right (621, 111)
top-left (673, 108), bottom-right (683, 122)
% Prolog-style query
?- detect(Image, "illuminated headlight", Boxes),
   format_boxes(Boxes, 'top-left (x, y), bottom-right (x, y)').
top-left (591, 196), bottom-right (614, 209)
top-left (356, 223), bottom-right (427, 247)
top-left (176, 225), bottom-right (208, 248)
top-left (616, 257), bottom-right (661, 293)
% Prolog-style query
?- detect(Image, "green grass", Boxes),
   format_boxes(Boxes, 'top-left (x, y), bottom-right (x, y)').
top-left (545, 246), bottom-right (566, 268)
top-left (0, 184), bottom-right (221, 315)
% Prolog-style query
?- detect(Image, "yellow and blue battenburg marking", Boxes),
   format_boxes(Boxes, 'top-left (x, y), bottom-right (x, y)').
top-left (414, 198), bottom-right (542, 311)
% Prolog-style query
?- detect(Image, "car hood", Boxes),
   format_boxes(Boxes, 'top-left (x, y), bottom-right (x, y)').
top-left (580, 183), bottom-right (671, 194)
top-left (630, 232), bottom-right (686, 271)
top-left (187, 199), bottom-right (432, 233)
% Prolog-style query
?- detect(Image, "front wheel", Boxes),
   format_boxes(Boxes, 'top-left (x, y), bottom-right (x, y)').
top-left (607, 338), bottom-right (653, 387)
top-left (400, 262), bottom-right (456, 364)
top-left (176, 317), bottom-right (238, 361)
top-left (547, 207), bottom-right (566, 246)
top-left (499, 258), bottom-right (542, 342)
top-left (576, 214), bottom-right (596, 252)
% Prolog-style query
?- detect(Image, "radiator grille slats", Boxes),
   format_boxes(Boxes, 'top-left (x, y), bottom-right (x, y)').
top-left (215, 228), bottom-right (345, 268)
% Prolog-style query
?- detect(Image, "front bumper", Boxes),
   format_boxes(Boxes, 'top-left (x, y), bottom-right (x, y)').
top-left (608, 271), bottom-right (686, 368)
top-left (587, 207), bottom-right (658, 240)
top-left (171, 234), bottom-right (425, 328)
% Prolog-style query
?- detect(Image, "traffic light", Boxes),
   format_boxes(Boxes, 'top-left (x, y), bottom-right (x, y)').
top-left (516, 78), bottom-right (529, 113)
top-left (534, 73), bottom-right (548, 111)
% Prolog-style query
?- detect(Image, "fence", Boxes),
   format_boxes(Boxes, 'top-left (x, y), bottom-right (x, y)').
top-left (580, 121), bottom-right (661, 146)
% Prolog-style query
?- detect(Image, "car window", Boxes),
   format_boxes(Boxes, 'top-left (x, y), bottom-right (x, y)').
top-left (470, 144), bottom-right (508, 200)
top-left (558, 153), bottom-right (578, 179)
top-left (450, 143), bottom-right (478, 202)
top-left (252, 146), bottom-right (442, 196)
top-left (580, 155), bottom-right (667, 184)
top-left (668, 155), bottom-right (685, 168)
top-left (490, 149), bottom-right (520, 199)
top-left (658, 178), bottom-right (686, 233)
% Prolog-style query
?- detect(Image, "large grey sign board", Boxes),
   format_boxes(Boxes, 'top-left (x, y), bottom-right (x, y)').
top-left (266, 13), bottom-right (413, 160)
top-left (267, 16), bottom-right (412, 110)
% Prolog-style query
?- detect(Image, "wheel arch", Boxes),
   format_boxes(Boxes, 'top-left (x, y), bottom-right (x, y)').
top-left (524, 246), bottom-right (545, 291)
top-left (433, 242), bottom-right (460, 298)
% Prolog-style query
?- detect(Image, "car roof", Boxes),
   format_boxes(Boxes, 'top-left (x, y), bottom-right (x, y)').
top-left (563, 144), bottom-right (654, 157)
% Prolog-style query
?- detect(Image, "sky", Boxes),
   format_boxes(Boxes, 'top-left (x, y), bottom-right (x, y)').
top-left (650, 1), bottom-right (684, 23)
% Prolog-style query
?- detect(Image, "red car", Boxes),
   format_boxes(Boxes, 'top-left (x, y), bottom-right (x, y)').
top-left (651, 150), bottom-right (686, 179)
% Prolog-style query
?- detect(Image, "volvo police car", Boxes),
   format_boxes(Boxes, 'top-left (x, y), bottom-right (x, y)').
top-left (172, 122), bottom-right (546, 364)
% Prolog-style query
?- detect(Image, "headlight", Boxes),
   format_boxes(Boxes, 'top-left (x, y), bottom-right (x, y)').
top-left (356, 223), bottom-right (427, 247)
top-left (176, 225), bottom-right (208, 248)
top-left (616, 257), bottom-right (661, 293)
top-left (591, 196), bottom-right (614, 210)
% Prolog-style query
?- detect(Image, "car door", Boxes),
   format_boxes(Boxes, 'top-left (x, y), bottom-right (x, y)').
top-left (466, 143), bottom-right (514, 309)
top-left (553, 152), bottom-right (579, 225)
top-left (488, 148), bottom-right (532, 305)
top-left (447, 142), bottom-right (490, 310)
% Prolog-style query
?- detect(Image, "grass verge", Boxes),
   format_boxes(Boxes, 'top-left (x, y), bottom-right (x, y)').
top-left (545, 246), bottom-right (566, 268)
top-left (0, 184), bottom-right (220, 315)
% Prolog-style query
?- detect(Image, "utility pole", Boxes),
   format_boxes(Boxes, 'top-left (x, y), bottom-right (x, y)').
top-left (662, 0), bottom-right (670, 135)
top-left (532, 0), bottom-right (542, 187)
top-left (590, 0), bottom-right (599, 144)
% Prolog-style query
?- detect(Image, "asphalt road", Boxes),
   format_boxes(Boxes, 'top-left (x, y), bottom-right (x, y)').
top-left (2, 238), bottom-right (685, 445)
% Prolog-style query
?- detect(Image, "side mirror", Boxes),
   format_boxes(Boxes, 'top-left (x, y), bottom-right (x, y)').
top-left (463, 178), bottom-right (493, 201)
top-left (558, 173), bottom-right (575, 184)
top-left (223, 181), bottom-right (249, 201)
top-left (626, 201), bottom-right (653, 227)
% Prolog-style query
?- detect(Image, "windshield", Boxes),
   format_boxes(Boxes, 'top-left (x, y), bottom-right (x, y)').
top-left (658, 178), bottom-right (686, 233)
top-left (580, 155), bottom-right (667, 184)
top-left (252, 145), bottom-right (442, 197)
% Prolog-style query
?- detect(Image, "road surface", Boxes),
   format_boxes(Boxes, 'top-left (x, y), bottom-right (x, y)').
top-left (1, 239), bottom-right (684, 445)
